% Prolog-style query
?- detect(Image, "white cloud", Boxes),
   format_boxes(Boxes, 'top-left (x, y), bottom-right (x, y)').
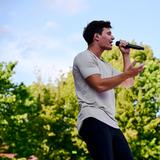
top-left (43, 0), bottom-right (89, 14)
top-left (15, 51), bottom-right (70, 84)
top-left (45, 21), bottom-right (59, 30)
top-left (0, 32), bottom-right (76, 84)
top-left (0, 25), bottom-right (11, 35)
top-left (66, 32), bottom-right (82, 43)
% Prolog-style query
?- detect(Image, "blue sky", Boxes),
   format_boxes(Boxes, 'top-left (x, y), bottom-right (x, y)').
top-left (0, 0), bottom-right (160, 85)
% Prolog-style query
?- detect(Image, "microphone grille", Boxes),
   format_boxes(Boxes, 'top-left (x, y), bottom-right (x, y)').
top-left (115, 41), bottom-right (120, 46)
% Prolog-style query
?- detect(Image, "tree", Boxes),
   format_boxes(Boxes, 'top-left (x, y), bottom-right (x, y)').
top-left (28, 73), bottom-right (90, 160)
top-left (102, 44), bottom-right (160, 160)
top-left (0, 62), bottom-right (89, 159)
top-left (0, 62), bottom-right (44, 159)
top-left (1, 42), bottom-right (159, 159)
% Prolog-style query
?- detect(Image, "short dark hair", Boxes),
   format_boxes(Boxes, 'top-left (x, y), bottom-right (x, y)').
top-left (83, 20), bottom-right (112, 45)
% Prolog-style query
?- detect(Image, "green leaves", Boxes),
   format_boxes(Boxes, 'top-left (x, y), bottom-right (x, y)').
top-left (102, 45), bottom-right (160, 160)
top-left (0, 44), bottom-right (159, 159)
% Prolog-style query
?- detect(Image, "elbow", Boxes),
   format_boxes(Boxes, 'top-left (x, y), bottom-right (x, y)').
top-left (86, 76), bottom-right (110, 93)
top-left (94, 85), bottom-right (109, 93)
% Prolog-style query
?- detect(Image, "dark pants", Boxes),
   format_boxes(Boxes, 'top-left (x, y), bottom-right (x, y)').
top-left (79, 117), bottom-right (134, 160)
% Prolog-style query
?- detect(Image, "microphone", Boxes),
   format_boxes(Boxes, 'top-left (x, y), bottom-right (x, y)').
top-left (115, 41), bottom-right (144, 50)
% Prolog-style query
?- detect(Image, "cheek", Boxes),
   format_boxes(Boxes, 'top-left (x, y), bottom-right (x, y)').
top-left (102, 38), bottom-right (109, 45)
top-left (100, 37), bottom-right (106, 43)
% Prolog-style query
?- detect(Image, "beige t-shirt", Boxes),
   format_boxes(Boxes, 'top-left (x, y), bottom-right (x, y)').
top-left (72, 50), bottom-right (121, 131)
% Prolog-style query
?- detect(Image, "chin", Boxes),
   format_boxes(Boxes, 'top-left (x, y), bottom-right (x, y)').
top-left (105, 47), bottom-right (112, 50)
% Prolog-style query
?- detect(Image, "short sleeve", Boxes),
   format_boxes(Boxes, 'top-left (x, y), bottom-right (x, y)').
top-left (112, 67), bottom-right (121, 76)
top-left (73, 52), bottom-right (100, 79)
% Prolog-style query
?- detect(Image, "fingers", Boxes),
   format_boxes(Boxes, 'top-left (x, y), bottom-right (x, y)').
top-left (127, 60), bottom-right (137, 70)
top-left (131, 60), bottom-right (137, 67)
top-left (126, 62), bottom-right (144, 78)
top-left (119, 40), bottom-right (130, 54)
top-left (133, 63), bottom-right (144, 75)
top-left (138, 63), bottom-right (144, 68)
top-left (128, 61), bottom-right (144, 70)
top-left (119, 40), bottom-right (128, 47)
top-left (137, 63), bottom-right (144, 72)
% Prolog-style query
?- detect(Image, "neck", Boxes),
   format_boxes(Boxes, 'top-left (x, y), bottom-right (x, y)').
top-left (88, 44), bottom-right (103, 58)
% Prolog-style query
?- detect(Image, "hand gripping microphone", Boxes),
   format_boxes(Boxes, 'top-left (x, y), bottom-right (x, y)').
top-left (115, 41), bottom-right (144, 50)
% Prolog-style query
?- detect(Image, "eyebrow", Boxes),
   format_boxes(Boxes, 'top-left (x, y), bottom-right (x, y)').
top-left (106, 31), bottom-right (112, 35)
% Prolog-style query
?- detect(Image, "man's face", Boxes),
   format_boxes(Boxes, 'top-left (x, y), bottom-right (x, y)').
top-left (97, 27), bottom-right (115, 50)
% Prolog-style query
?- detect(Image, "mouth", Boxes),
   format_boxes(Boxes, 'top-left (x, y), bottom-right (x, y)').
top-left (109, 41), bottom-right (113, 46)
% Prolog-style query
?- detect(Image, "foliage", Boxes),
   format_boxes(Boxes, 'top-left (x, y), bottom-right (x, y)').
top-left (0, 62), bottom-right (43, 159)
top-left (0, 63), bottom-right (89, 159)
top-left (27, 73), bottom-right (89, 159)
top-left (0, 43), bottom-right (159, 159)
top-left (102, 44), bottom-right (160, 160)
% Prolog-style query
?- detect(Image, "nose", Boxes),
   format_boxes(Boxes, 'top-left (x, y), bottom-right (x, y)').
top-left (112, 35), bottom-right (115, 40)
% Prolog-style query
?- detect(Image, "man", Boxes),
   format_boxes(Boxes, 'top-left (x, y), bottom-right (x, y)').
top-left (72, 20), bottom-right (144, 160)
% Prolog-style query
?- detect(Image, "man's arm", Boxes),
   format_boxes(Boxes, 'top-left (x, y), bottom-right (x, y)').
top-left (86, 61), bottom-right (144, 93)
top-left (118, 40), bottom-right (143, 88)
top-left (119, 52), bottom-right (135, 88)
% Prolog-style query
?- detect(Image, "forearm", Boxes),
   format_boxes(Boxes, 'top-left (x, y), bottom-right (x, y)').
top-left (122, 54), bottom-right (131, 71)
top-left (99, 72), bottom-right (131, 91)
top-left (86, 72), bottom-right (130, 93)
top-left (121, 54), bottom-right (134, 87)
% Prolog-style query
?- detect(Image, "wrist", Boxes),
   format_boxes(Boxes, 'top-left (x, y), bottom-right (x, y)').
top-left (122, 53), bottom-right (130, 58)
top-left (122, 54), bottom-right (130, 63)
top-left (123, 71), bottom-right (130, 79)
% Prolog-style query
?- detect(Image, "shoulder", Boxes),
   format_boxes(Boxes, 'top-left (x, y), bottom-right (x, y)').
top-left (73, 50), bottom-right (93, 65)
top-left (74, 50), bottom-right (90, 60)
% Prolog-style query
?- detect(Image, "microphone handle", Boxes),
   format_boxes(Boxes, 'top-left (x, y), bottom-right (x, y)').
top-left (115, 41), bottom-right (144, 50)
top-left (126, 44), bottom-right (144, 50)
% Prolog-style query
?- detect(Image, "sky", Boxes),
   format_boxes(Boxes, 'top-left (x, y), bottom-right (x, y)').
top-left (0, 0), bottom-right (160, 85)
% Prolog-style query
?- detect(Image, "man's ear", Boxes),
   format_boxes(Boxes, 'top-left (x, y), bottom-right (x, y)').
top-left (93, 33), bottom-right (100, 41)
